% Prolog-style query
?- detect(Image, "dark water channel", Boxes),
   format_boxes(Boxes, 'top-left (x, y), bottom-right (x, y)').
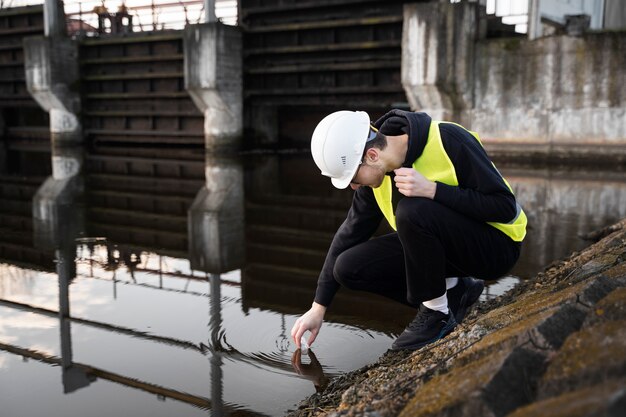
top-left (1, 147), bottom-right (625, 416)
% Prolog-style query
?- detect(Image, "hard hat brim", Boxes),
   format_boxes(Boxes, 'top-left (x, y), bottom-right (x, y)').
top-left (331, 172), bottom-right (356, 189)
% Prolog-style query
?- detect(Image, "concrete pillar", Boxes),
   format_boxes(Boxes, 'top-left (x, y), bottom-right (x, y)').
top-left (33, 145), bottom-right (84, 249)
top-left (26, 0), bottom-right (81, 145)
top-left (184, 23), bottom-right (242, 151)
top-left (44, 0), bottom-right (67, 37)
top-left (24, 35), bottom-right (82, 145)
top-left (604, 0), bottom-right (626, 29)
top-left (188, 153), bottom-right (245, 274)
top-left (204, 0), bottom-right (217, 24)
top-left (402, 1), bottom-right (479, 122)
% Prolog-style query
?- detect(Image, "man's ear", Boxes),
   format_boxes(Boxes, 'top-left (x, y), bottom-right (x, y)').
top-left (365, 148), bottom-right (379, 162)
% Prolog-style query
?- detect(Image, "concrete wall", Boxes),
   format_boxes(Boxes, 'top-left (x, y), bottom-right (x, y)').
top-left (470, 33), bottom-right (626, 144)
top-left (402, 2), bottom-right (626, 161)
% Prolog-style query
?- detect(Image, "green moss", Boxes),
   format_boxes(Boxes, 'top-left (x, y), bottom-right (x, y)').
top-left (458, 308), bottom-right (555, 365)
top-left (500, 38), bottom-right (522, 52)
top-left (588, 288), bottom-right (626, 323)
top-left (508, 379), bottom-right (626, 417)
top-left (399, 349), bottom-right (508, 417)
top-left (477, 283), bottom-right (582, 330)
top-left (603, 262), bottom-right (626, 279)
top-left (543, 320), bottom-right (626, 382)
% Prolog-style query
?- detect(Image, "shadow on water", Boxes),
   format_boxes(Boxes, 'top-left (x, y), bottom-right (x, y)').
top-left (0, 145), bottom-right (625, 416)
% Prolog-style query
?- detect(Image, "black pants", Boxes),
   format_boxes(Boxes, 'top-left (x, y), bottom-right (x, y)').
top-left (332, 198), bottom-right (521, 307)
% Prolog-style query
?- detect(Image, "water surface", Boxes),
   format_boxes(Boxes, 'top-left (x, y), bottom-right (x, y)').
top-left (1, 149), bottom-right (625, 416)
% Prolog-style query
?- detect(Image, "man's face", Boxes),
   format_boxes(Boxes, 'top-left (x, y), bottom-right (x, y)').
top-left (349, 157), bottom-right (386, 190)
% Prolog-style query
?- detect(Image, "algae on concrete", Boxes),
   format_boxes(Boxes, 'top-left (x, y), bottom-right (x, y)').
top-left (287, 219), bottom-right (626, 417)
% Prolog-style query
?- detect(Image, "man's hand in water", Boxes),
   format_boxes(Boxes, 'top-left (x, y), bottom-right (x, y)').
top-left (291, 302), bottom-right (326, 348)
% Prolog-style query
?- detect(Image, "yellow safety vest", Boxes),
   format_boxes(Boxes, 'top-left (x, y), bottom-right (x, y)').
top-left (372, 121), bottom-right (527, 242)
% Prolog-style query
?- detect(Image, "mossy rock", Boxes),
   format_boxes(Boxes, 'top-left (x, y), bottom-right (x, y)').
top-left (507, 378), bottom-right (626, 417)
top-left (584, 287), bottom-right (626, 326)
top-left (539, 319), bottom-right (626, 398)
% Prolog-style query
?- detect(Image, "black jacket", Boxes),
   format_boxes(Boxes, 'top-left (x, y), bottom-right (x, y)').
top-left (314, 110), bottom-right (518, 307)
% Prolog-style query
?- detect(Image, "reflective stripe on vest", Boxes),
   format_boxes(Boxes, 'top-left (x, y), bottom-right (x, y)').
top-left (372, 121), bottom-right (527, 242)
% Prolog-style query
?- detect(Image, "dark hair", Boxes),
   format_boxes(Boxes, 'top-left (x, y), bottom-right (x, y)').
top-left (364, 131), bottom-right (387, 153)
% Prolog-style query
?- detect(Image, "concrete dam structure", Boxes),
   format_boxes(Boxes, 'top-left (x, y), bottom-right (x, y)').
top-left (0, 0), bottom-right (623, 161)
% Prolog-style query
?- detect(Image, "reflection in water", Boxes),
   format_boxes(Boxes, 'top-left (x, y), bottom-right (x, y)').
top-left (0, 148), bottom-right (625, 416)
top-left (189, 153), bottom-right (245, 274)
top-left (291, 349), bottom-right (330, 393)
top-left (505, 168), bottom-right (626, 278)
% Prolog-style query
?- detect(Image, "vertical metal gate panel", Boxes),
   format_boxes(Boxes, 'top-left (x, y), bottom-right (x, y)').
top-left (0, 5), bottom-right (49, 151)
top-left (80, 31), bottom-right (204, 146)
top-left (240, 0), bottom-right (413, 108)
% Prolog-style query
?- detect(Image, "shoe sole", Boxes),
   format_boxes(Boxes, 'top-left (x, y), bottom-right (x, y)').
top-left (455, 279), bottom-right (485, 323)
top-left (391, 318), bottom-right (457, 351)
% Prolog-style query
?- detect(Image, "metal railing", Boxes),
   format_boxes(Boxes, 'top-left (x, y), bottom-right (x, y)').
top-left (487, 0), bottom-right (528, 34)
top-left (452, 0), bottom-right (529, 33)
top-left (1, 0), bottom-right (237, 36)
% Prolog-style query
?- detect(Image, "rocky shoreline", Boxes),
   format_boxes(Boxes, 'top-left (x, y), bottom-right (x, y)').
top-left (287, 219), bottom-right (626, 417)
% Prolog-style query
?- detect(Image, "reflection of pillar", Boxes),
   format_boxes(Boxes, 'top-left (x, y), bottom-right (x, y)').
top-left (33, 145), bottom-right (85, 248)
top-left (58, 243), bottom-right (95, 393)
top-left (184, 23), bottom-right (242, 150)
top-left (32, 146), bottom-right (93, 391)
top-left (209, 273), bottom-right (223, 417)
top-left (188, 153), bottom-right (245, 273)
top-left (189, 152), bottom-right (245, 416)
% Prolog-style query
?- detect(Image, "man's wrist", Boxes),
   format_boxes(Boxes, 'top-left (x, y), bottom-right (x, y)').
top-left (311, 302), bottom-right (327, 313)
top-left (428, 181), bottom-right (437, 199)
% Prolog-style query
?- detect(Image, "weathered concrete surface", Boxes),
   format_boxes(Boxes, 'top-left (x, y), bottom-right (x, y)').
top-left (43, 0), bottom-right (66, 38)
top-left (184, 22), bottom-right (242, 150)
top-left (472, 33), bottom-right (626, 159)
top-left (286, 218), bottom-right (626, 417)
top-left (402, 2), bottom-right (626, 162)
top-left (23, 36), bottom-right (82, 144)
top-left (188, 153), bottom-right (245, 273)
top-left (539, 319), bottom-right (626, 399)
top-left (401, 1), bottom-right (477, 121)
top-left (32, 145), bottom-right (85, 250)
top-left (507, 379), bottom-right (626, 417)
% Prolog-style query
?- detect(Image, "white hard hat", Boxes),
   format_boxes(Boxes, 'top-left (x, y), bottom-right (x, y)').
top-left (311, 110), bottom-right (371, 189)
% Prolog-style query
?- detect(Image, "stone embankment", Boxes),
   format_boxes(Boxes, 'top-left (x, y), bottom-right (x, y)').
top-left (288, 219), bottom-right (626, 417)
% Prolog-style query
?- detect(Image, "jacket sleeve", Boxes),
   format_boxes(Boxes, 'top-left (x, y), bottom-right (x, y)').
top-left (434, 123), bottom-right (518, 223)
top-left (314, 186), bottom-right (383, 307)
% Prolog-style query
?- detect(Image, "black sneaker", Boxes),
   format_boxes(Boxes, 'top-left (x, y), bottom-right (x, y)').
top-left (391, 305), bottom-right (457, 351)
top-left (447, 277), bottom-right (485, 323)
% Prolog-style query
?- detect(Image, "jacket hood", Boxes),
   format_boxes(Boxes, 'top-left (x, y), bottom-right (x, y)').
top-left (372, 109), bottom-right (432, 167)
